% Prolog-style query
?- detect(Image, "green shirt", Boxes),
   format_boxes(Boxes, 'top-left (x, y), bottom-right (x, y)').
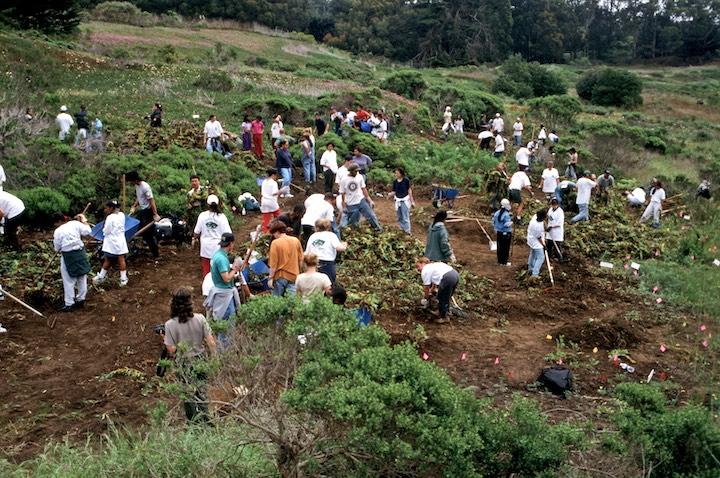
top-left (210, 249), bottom-right (233, 289)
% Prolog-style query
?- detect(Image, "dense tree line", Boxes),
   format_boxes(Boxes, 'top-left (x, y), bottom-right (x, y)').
top-left (3, 0), bottom-right (718, 65)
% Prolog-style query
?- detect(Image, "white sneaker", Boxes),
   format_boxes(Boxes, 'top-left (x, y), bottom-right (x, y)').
top-left (285, 193), bottom-right (294, 198)
top-left (0, 324), bottom-right (7, 333)
top-left (119, 278), bottom-right (128, 287)
top-left (93, 275), bottom-right (106, 285)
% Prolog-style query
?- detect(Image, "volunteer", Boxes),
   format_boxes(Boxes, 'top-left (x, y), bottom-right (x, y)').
top-left (570, 171), bottom-right (597, 224)
top-left (526, 209), bottom-right (547, 279)
top-left (340, 163), bottom-right (382, 231)
top-left (319, 142), bottom-right (338, 194)
top-left (56, 105), bottom-right (74, 141)
top-left (268, 220), bottom-right (304, 297)
top-left (295, 253), bottom-right (332, 301)
top-left (512, 117), bottom-right (523, 146)
top-left (193, 194), bottom-right (232, 277)
top-left (417, 257), bottom-right (460, 325)
top-left (539, 160), bottom-right (560, 200)
top-left (204, 232), bottom-right (241, 322)
top-left (305, 218), bottom-right (347, 284)
top-left (425, 210), bottom-right (454, 262)
top-left (508, 165), bottom-right (533, 223)
top-left (640, 179), bottom-right (666, 228)
top-left (0, 190), bottom-right (25, 250)
top-left (52, 212), bottom-right (92, 312)
top-left (260, 168), bottom-right (282, 233)
top-left (127, 171), bottom-right (160, 258)
top-left (389, 167), bottom-right (415, 234)
top-left (300, 192), bottom-right (335, 245)
top-left (546, 198), bottom-right (565, 261)
top-left (93, 200), bottom-right (129, 287)
top-left (203, 114), bottom-right (224, 154)
top-left (492, 198), bottom-right (513, 266)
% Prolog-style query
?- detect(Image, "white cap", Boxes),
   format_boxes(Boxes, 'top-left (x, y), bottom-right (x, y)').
top-left (495, 112), bottom-right (500, 117)
top-left (60, 105), bottom-right (68, 112)
top-left (501, 198), bottom-right (511, 210)
top-left (207, 194), bottom-right (219, 205)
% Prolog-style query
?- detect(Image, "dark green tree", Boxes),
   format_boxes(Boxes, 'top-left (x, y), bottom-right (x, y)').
top-left (1, 0), bottom-right (81, 33)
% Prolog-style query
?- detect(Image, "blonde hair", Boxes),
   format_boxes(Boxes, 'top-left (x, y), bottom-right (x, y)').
top-left (315, 218), bottom-right (332, 232)
top-left (303, 253), bottom-right (319, 268)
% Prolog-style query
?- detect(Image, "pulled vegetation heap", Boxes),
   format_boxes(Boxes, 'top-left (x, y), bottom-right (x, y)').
top-left (1, 3), bottom-right (720, 477)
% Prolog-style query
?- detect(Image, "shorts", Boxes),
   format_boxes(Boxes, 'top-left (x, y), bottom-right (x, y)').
top-left (103, 252), bottom-right (125, 261)
top-left (509, 189), bottom-right (522, 204)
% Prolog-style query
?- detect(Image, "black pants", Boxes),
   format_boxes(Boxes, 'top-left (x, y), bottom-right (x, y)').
top-left (3, 212), bottom-right (24, 251)
top-left (496, 231), bottom-right (512, 264)
top-left (437, 270), bottom-right (460, 318)
top-left (548, 240), bottom-right (564, 261)
top-left (323, 169), bottom-right (335, 194)
top-left (301, 224), bottom-right (314, 248)
top-left (318, 260), bottom-right (336, 284)
top-left (137, 208), bottom-right (159, 257)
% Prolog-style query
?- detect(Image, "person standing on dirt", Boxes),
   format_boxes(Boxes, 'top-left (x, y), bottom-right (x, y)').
top-left (306, 218), bottom-right (347, 284)
top-left (301, 192), bottom-right (335, 245)
top-left (351, 147), bottom-right (372, 182)
top-left (425, 210), bottom-right (454, 262)
top-left (596, 169), bottom-right (615, 204)
top-left (453, 114), bottom-right (464, 135)
top-left (512, 117), bottom-right (523, 146)
top-left (389, 167), bottom-right (415, 234)
top-left (268, 220), bottom-right (304, 297)
top-left (260, 168), bottom-right (282, 233)
top-left (0, 190), bottom-right (25, 250)
top-left (493, 130), bottom-right (505, 158)
top-left (55, 105), bottom-right (74, 141)
top-left (52, 212), bottom-right (92, 312)
top-left (314, 112), bottom-right (328, 137)
top-left (478, 127), bottom-right (494, 151)
top-left (251, 115), bottom-right (264, 159)
top-left (487, 162), bottom-right (509, 211)
top-left (540, 160), bottom-right (560, 200)
top-left (508, 166), bottom-right (534, 223)
top-left (492, 198), bottom-right (513, 266)
top-left (538, 125), bottom-right (547, 145)
top-left (149, 102), bottom-right (162, 127)
top-left (565, 148), bottom-right (579, 180)
top-left (163, 286), bottom-right (216, 423)
top-left (417, 257), bottom-right (459, 324)
top-left (273, 140), bottom-right (294, 197)
top-left (204, 232), bottom-right (241, 323)
top-left (203, 114), bottom-right (224, 154)
top-left (493, 113), bottom-right (504, 134)
top-left (546, 198), bottom-right (565, 261)
top-left (74, 105), bottom-right (89, 147)
top-left (515, 144), bottom-right (531, 171)
top-left (270, 115), bottom-right (283, 148)
top-left (320, 142), bottom-right (338, 194)
top-left (193, 194), bottom-right (231, 277)
top-left (300, 133), bottom-right (317, 184)
top-left (526, 208), bottom-right (547, 279)
top-left (640, 179), bottom-right (665, 228)
top-left (570, 171), bottom-right (597, 224)
top-left (127, 171), bottom-right (160, 258)
top-left (241, 115), bottom-right (252, 151)
top-left (340, 163), bottom-right (382, 231)
top-left (94, 200), bottom-right (129, 287)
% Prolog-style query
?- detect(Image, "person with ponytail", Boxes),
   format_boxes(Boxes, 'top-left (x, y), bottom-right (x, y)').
top-left (193, 194), bottom-right (232, 277)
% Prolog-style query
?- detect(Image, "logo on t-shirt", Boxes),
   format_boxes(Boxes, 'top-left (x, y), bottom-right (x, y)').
top-left (311, 239), bottom-right (326, 248)
top-left (206, 221), bottom-right (218, 230)
top-left (347, 181), bottom-right (359, 192)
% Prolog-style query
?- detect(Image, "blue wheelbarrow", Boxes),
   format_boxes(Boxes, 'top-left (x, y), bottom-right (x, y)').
top-left (432, 186), bottom-right (460, 209)
top-left (91, 216), bottom-right (141, 242)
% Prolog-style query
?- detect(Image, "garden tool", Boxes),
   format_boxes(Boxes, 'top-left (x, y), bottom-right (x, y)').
top-left (475, 219), bottom-right (497, 251)
top-left (544, 247), bottom-right (555, 286)
top-left (0, 284), bottom-right (44, 318)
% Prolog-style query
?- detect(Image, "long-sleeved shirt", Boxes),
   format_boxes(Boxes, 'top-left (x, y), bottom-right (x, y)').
top-left (53, 220), bottom-right (91, 252)
top-left (276, 148), bottom-right (293, 169)
top-left (492, 208), bottom-right (513, 234)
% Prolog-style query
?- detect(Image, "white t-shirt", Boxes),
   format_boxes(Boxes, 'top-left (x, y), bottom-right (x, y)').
top-left (102, 211), bottom-right (128, 255)
top-left (421, 262), bottom-right (453, 286)
top-left (650, 187), bottom-right (666, 204)
top-left (629, 187), bottom-right (646, 204)
top-left (320, 150), bottom-right (338, 173)
top-left (548, 132), bottom-right (559, 143)
top-left (306, 230), bottom-right (342, 261)
top-left (302, 194), bottom-right (334, 226)
top-left (576, 177), bottom-right (597, 205)
top-left (335, 165), bottom-right (350, 185)
top-left (0, 164), bottom-right (5, 187)
top-left (443, 111), bottom-right (452, 124)
top-left (494, 117), bottom-right (504, 133)
top-left (478, 130), bottom-right (493, 140)
top-left (0, 191), bottom-right (24, 219)
top-left (538, 128), bottom-right (547, 140)
top-left (509, 171), bottom-right (531, 191)
top-left (494, 135), bottom-right (505, 153)
top-left (295, 271), bottom-right (331, 298)
top-left (55, 112), bottom-right (74, 133)
top-left (513, 122), bottom-right (523, 135)
top-left (339, 174), bottom-right (366, 206)
top-left (346, 111), bottom-right (356, 124)
top-left (515, 147), bottom-right (530, 166)
top-left (135, 181), bottom-right (154, 210)
top-left (53, 220), bottom-right (91, 252)
top-left (546, 207), bottom-right (565, 242)
top-left (541, 168), bottom-right (560, 193)
top-left (271, 121), bottom-right (283, 139)
top-left (260, 178), bottom-right (279, 213)
top-left (193, 211), bottom-right (231, 259)
top-left (203, 120), bottom-right (223, 138)
top-left (526, 216), bottom-right (545, 250)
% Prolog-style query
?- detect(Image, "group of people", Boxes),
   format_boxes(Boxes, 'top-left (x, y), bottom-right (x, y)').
top-left (54, 104), bottom-right (104, 151)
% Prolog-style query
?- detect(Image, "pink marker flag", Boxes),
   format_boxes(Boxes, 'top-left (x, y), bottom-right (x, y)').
top-left (703, 339), bottom-right (710, 348)
top-left (494, 356), bottom-right (500, 365)
top-left (460, 352), bottom-right (468, 361)
top-left (659, 344), bottom-right (667, 353)
top-left (655, 249), bottom-right (661, 257)
top-left (652, 286), bottom-right (658, 293)
top-left (421, 352), bottom-right (429, 361)
top-left (700, 324), bottom-right (707, 332)
top-left (624, 264), bottom-right (629, 270)
top-left (656, 297), bottom-right (663, 304)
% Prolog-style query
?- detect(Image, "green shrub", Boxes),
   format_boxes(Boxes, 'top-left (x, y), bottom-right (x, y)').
top-left (492, 54), bottom-right (566, 99)
top-left (92, 1), bottom-right (152, 26)
top-left (157, 44), bottom-right (178, 64)
top-left (422, 85), bottom-right (503, 130)
top-left (244, 56), bottom-right (269, 67)
top-left (527, 95), bottom-right (582, 127)
top-left (576, 68), bottom-right (643, 107)
top-left (192, 70), bottom-right (233, 92)
top-left (382, 70), bottom-right (428, 100)
top-left (17, 187), bottom-right (70, 225)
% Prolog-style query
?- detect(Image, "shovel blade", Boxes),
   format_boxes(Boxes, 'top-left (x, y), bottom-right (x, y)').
top-left (489, 241), bottom-right (497, 251)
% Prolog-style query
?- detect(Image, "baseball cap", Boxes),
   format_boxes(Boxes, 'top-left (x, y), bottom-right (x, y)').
top-left (60, 105), bottom-right (68, 112)
top-left (219, 232), bottom-right (235, 246)
top-left (207, 194), bottom-right (219, 205)
top-left (604, 169), bottom-right (611, 174)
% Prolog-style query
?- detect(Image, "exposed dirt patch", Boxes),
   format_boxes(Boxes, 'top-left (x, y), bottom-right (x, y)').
top-left (555, 317), bottom-right (642, 349)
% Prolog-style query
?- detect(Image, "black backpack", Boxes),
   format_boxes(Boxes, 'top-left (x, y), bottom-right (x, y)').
top-left (538, 365), bottom-right (573, 397)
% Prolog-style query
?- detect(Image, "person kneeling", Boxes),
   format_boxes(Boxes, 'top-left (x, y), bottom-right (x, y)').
top-left (416, 257), bottom-right (459, 324)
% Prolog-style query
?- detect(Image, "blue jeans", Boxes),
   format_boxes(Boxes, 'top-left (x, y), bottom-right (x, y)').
top-left (346, 199), bottom-right (382, 231)
top-left (217, 299), bottom-right (237, 348)
top-left (279, 168), bottom-right (292, 189)
top-left (272, 277), bottom-right (296, 297)
top-left (528, 248), bottom-right (544, 276)
top-left (302, 156), bottom-right (316, 182)
top-left (514, 134), bottom-right (522, 146)
top-left (571, 203), bottom-right (589, 223)
top-left (396, 200), bottom-right (411, 234)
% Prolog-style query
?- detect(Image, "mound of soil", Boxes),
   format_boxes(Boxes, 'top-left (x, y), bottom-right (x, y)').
top-left (555, 318), bottom-right (642, 349)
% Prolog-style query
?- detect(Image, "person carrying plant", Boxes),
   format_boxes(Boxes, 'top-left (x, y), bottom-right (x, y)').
top-left (267, 220), bottom-right (304, 297)
top-left (417, 257), bottom-right (460, 324)
top-left (186, 174), bottom-right (209, 227)
top-left (163, 287), bottom-right (217, 423)
top-left (340, 163), bottom-right (382, 231)
top-left (0, 190), bottom-right (25, 251)
top-left (425, 210), bottom-right (454, 262)
top-left (640, 179), bottom-right (665, 228)
top-left (508, 166), bottom-right (534, 223)
top-left (251, 115), bottom-right (264, 159)
top-left (526, 208), bottom-right (547, 279)
top-left (492, 199), bottom-right (513, 266)
top-left (127, 171), bottom-right (160, 258)
top-left (389, 167), bottom-right (415, 234)
top-left (52, 212), bottom-right (92, 312)
top-left (193, 194), bottom-right (232, 277)
top-left (570, 171), bottom-right (597, 224)
top-left (305, 218), bottom-right (347, 284)
top-left (93, 200), bottom-right (129, 287)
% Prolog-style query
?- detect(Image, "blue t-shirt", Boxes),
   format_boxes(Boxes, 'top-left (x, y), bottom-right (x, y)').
top-left (210, 249), bottom-right (233, 289)
top-left (392, 177), bottom-right (411, 199)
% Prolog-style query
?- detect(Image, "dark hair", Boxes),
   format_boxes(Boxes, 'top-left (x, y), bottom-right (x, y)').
top-left (433, 210), bottom-right (448, 224)
top-left (80, 105), bottom-right (86, 111)
top-left (396, 167), bottom-right (406, 177)
top-left (326, 142), bottom-right (334, 148)
top-left (190, 174), bottom-right (200, 180)
top-left (267, 167), bottom-right (278, 177)
top-left (154, 102), bottom-right (162, 110)
top-left (291, 204), bottom-right (305, 220)
top-left (52, 212), bottom-right (66, 224)
top-left (344, 154), bottom-right (353, 162)
top-left (305, 188), bottom-right (313, 198)
top-left (569, 147), bottom-right (576, 154)
top-left (536, 208), bottom-right (548, 221)
top-left (255, 115), bottom-right (262, 121)
top-left (126, 171), bottom-right (141, 182)
top-left (105, 199), bottom-right (120, 209)
top-left (655, 180), bottom-right (663, 188)
top-left (550, 198), bottom-right (558, 205)
top-left (353, 146), bottom-right (361, 153)
top-left (331, 286), bottom-right (347, 305)
top-left (170, 287), bottom-right (194, 324)
top-left (324, 193), bottom-right (334, 201)
top-left (208, 202), bottom-right (220, 214)
top-left (269, 220), bottom-right (287, 235)
top-left (243, 115), bottom-right (249, 122)
top-left (209, 114), bottom-right (216, 120)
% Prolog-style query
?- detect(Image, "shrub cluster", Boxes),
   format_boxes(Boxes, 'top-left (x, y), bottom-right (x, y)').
top-left (527, 94), bottom-right (582, 127)
top-left (492, 54), bottom-right (567, 99)
top-left (192, 70), bottom-right (233, 92)
top-left (576, 68), bottom-right (643, 107)
top-left (381, 70), bottom-right (428, 100)
top-left (422, 85), bottom-right (504, 130)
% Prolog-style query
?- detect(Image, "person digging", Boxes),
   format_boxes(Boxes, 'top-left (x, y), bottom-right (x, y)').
top-left (416, 256), bottom-right (460, 324)
top-left (52, 212), bottom-right (92, 312)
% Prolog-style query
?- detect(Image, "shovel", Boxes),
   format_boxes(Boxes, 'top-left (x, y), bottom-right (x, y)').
top-left (544, 247), bottom-right (555, 286)
top-left (474, 219), bottom-right (497, 251)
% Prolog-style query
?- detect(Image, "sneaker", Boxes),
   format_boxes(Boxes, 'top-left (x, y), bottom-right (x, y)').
top-left (433, 317), bottom-right (450, 324)
top-left (74, 300), bottom-right (85, 309)
top-left (506, 262), bottom-right (512, 267)
top-left (92, 275), bottom-right (106, 285)
top-left (59, 305), bottom-right (74, 313)
top-left (0, 324), bottom-right (6, 333)
top-left (119, 278), bottom-right (129, 287)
